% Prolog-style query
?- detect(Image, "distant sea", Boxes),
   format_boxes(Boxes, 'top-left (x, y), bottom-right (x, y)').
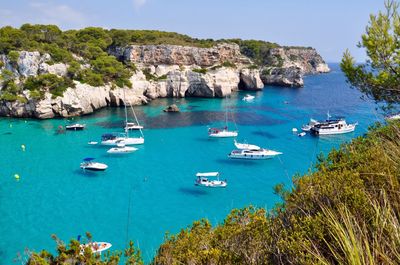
top-left (0, 63), bottom-right (382, 263)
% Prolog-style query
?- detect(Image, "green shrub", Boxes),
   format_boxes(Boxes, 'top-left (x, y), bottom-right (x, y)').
top-left (8, 50), bottom-right (19, 65)
top-left (221, 61), bottom-right (236, 68)
top-left (24, 74), bottom-right (74, 98)
top-left (0, 92), bottom-right (18, 101)
top-left (192, 68), bottom-right (207, 74)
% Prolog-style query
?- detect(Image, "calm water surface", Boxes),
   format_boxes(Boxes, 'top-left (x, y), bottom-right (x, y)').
top-left (0, 64), bottom-right (382, 263)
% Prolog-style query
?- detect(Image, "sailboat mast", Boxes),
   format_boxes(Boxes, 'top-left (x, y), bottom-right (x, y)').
top-left (123, 89), bottom-right (129, 136)
top-left (130, 104), bottom-right (144, 138)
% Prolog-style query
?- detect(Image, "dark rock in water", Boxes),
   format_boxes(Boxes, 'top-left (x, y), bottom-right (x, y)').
top-left (164, 104), bottom-right (180, 113)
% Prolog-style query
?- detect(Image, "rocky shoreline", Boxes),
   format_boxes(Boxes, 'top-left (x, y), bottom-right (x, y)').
top-left (0, 43), bottom-right (329, 119)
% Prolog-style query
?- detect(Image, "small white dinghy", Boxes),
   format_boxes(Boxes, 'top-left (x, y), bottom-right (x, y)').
top-left (195, 172), bottom-right (227, 188)
top-left (107, 143), bottom-right (138, 154)
top-left (80, 242), bottom-right (112, 254)
top-left (228, 149), bottom-right (282, 160)
top-left (125, 122), bottom-right (144, 130)
top-left (234, 139), bottom-right (260, 150)
top-left (242, 94), bottom-right (255, 102)
top-left (80, 158), bottom-right (108, 171)
top-left (298, 132), bottom-right (306, 137)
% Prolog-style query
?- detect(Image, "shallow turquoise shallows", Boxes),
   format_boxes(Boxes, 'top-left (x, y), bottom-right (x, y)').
top-left (0, 64), bottom-right (382, 263)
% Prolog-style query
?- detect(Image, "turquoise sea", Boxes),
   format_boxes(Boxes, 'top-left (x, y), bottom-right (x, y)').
top-left (0, 64), bottom-right (382, 263)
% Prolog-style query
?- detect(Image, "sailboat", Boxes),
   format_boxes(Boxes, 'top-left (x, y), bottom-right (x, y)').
top-left (101, 90), bottom-right (144, 146)
top-left (208, 99), bottom-right (238, 138)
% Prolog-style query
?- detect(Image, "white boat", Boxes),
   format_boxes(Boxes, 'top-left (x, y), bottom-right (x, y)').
top-left (107, 145), bottom-right (138, 154)
top-left (242, 94), bottom-right (255, 102)
top-left (234, 139), bottom-right (260, 150)
top-left (209, 127), bottom-right (238, 138)
top-left (102, 90), bottom-right (144, 146)
top-left (298, 132), bottom-right (306, 137)
top-left (88, 141), bottom-right (98, 145)
top-left (125, 122), bottom-right (144, 130)
top-left (208, 98), bottom-right (238, 138)
top-left (66, 123), bottom-right (85, 131)
top-left (228, 149), bottom-right (282, 160)
top-left (195, 172), bottom-right (227, 188)
top-left (301, 118), bottom-right (320, 131)
top-left (80, 242), bottom-right (112, 254)
top-left (101, 133), bottom-right (144, 146)
top-left (80, 158), bottom-right (108, 171)
top-left (311, 118), bottom-right (357, 135)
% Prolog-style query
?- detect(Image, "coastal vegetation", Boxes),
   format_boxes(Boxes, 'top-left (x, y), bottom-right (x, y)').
top-left (14, 1), bottom-right (400, 264)
top-left (341, 0), bottom-right (400, 105)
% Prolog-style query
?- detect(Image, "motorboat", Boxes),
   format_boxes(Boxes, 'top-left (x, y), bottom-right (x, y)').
top-left (107, 144), bottom-right (138, 154)
top-left (88, 141), bottom-right (98, 145)
top-left (311, 118), bottom-right (357, 135)
top-left (80, 242), bottom-right (112, 254)
top-left (301, 118), bottom-right (320, 131)
top-left (80, 158), bottom-right (108, 171)
top-left (66, 124), bottom-right (85, 131)
top-left (100, 133), bottom-right (144, 146)
top-left (195, 172), bottom-right (227, 188)
top-left (234, 139), bottom-right (260, 150)
top-left (242, 94), bottom-right (255, 102)
top-left (298, 132), bottom-right (306, 137)
top-left (228, 148), bottom-right (282, 160)
top-left (125, 122), bottom-right (144, 130)
top-left (208, 127), bottom-right (238, 138)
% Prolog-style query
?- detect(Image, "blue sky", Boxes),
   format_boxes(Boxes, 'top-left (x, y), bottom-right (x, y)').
top-left (0, 0), bottom-right (384, 62)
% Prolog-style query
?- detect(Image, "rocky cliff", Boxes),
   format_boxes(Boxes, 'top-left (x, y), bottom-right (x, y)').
top-left (260, 47), bottom-right (330, 87)
top-left (0, 43), bottom-right (328, 118)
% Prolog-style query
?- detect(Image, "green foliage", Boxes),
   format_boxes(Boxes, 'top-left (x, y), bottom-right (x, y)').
top-left (24, 74), bottom-right (74, 99)
top-left (8, 50), bottom-right (19, 65)
top-left (192, 68), bottom-right (207, 74)
top-left (227, 39), bottom-right (280, 65)
top-left (27, 234), bottom-right (143, 265)
top-left (142, 68), bottom-right (167, 81)
top-left (221, 61), bottom-right (236, 68)
top-left (341, 0), bottom-right (400, 104)
top-left (153, 121), bottom-right (400, 264)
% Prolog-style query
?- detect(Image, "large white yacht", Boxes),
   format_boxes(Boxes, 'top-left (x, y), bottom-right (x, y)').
top-left (310, 118), bottom-right (357, 135)
top-left (228, 149), bottom-right (282, 160)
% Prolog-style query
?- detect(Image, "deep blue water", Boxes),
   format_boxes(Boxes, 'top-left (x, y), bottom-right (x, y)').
top-left (0, 64), bottom-right (382, 263)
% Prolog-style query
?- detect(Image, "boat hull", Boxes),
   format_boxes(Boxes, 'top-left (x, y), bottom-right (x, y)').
top-left (209, 131), bottom-right (238, 138)
top-left (311, 126), bottom-right (356, 135)
top-left (101, 137), bottom-right (144, 146)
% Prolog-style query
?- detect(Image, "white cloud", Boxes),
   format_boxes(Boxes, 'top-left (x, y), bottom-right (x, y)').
top-left (133, 0), bottom-right (148, 9)
top-left (28, 1), bottom-right (86, 28)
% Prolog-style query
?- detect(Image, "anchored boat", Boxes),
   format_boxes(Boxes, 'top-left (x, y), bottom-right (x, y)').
top-left (242, 94), bottom-right (255, 102)
top-left (311, 118), bottom-right (357, 135)
top-left (66, 123), bottom-right (85, 131)
top-left (107, 143), bottom-right (138, 154)
top-left (228, 149), bottom-right (282, 160)
top-left (80, 158), bottom-right (108, 171)
top-left (195, 172), bottom-right (227, 188)
top-left (80, 242), bottom-right (112, 254)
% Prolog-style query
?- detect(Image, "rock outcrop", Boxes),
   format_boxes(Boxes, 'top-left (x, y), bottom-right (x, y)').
top-left (164, 104), bottom-right (180, 112)
top-left (109, 43), bottom-right (252, 67)
top-left (0, 43), bottom-right (329, 119)
top-left (260, 47), bottom-right (330, 87)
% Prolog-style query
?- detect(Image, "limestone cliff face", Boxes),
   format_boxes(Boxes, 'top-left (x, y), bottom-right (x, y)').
top-left (0, 43), bottom-right (328, 118)
top-left (109, 43), bottom-right (252, 67)
top-left (260, 47), bottom-right (330, 87)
